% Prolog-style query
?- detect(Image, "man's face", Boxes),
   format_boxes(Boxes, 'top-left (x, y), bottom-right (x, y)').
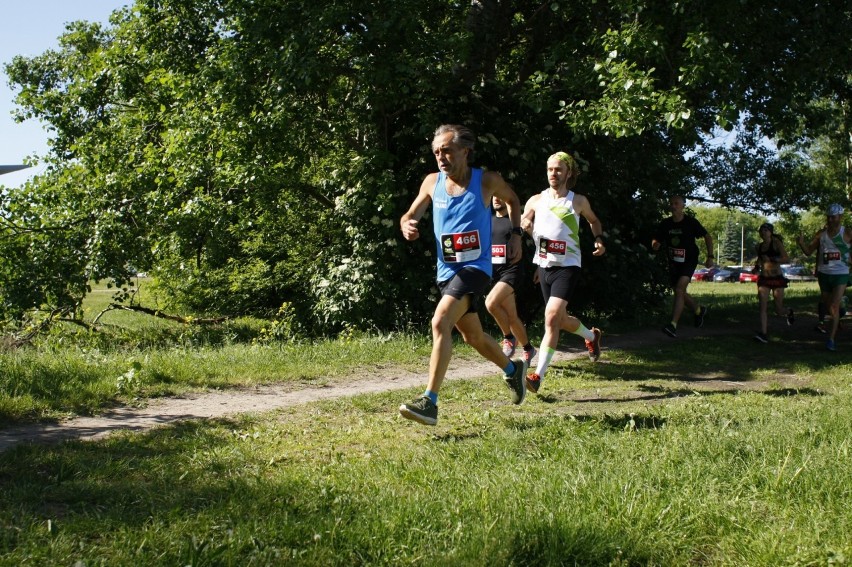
top-left (432, 132), bottom-right (468, 176)
top-left (546, 158), bottom-right (569, 189)
top-left (492, 196), bottom-right (506, 211)
top-left (669, 197), bottom-right (684, 214)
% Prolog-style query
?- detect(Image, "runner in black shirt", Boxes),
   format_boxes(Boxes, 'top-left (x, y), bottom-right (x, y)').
top-left (651, 195), bottom-right (714, 337)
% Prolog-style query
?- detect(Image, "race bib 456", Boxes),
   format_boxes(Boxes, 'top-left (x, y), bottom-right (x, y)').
top-left (538, 238), bottom-right (567, 259)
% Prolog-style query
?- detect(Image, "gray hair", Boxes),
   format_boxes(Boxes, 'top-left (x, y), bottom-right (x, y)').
top-left (433, 124), bottom-right (476, 163)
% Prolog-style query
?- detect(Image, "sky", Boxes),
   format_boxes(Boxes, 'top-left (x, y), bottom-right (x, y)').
top-left (0, 0), bottom-right (130, 188)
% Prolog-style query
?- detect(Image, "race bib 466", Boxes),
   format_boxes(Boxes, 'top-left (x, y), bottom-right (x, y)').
top-left (441, 230), bottom-right (482, 263)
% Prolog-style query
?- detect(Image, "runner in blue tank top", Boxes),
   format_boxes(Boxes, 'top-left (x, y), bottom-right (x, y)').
top-left (398, 124), bottom-right (528, 425)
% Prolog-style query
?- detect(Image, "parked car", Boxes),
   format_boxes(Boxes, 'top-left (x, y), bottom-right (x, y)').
top-left (739, 268), bottom-right (758, 283)
top-left (783, 265), bottom-right (817, 282)
top-left (713, 266), bottom-right (746, 282)
top-left (692, 267), bottom-right (721, 282)
top-left (691, 268), bottom-right (707, 281)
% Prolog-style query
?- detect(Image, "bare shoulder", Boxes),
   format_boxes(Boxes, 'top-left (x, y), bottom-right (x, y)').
top-left (572, 192), bottom-right (590, 205)
top-left (481, 170), bottom-right (507, 189)
top-left (419, 172), bottom-right (439, 193)
top-left (572, 192), bottom-right (592, 211)
top-left (482, 170), bottom-right (514, 201)
top-left (524, 192), bottom-right (543, 208)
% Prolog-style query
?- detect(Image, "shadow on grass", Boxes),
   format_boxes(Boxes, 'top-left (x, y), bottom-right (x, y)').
top-left (504, 522), bottom-right (656, 566)
top-left (552, 318), bottom-right (849, 387)
top-left (535, 383), bottom-right (824, 407)
top-left (433, 430), bottom-right (483, 443)
top-left (0, 417), bottom-right (342, 562)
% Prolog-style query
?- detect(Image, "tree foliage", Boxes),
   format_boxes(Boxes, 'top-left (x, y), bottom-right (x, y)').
top-left (2, 0), bottom-right (850, 332)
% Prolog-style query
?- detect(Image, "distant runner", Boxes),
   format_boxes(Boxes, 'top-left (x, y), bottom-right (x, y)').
top-left (651, 195), bottom-right (714, 338)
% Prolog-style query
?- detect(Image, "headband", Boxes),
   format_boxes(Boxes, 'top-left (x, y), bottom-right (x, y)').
top-left (551, 152), bottom-right (576, 168)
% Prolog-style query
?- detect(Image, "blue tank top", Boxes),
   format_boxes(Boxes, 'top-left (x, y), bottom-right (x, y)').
top-left (432, 168), bottom-right (492, 281)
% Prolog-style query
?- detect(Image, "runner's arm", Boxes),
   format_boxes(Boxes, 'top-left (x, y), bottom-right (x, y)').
top-left (797, 232), bottom-right (820, 256)
top-left (400, 175), bottom-right (434, 241)
top-left (577, 195), bottom-right (606, 257)
top-left (520, 194), bottom-right (538, 235)
top-left (774, 239), bottom-right (790, 264)
top-left (703, 233), bottom-right (714, 268)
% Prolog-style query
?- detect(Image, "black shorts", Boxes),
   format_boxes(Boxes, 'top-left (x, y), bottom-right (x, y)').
top-left (492, 261), bottom-right (524, 290)
top-left (538, 265), bottom-right (580, 303)
top-left (757, 275), bottom-right (788, 290)
top-left (437, 267), bottom-right (491, 314)
top-left (668, 261), bottom-right (698, 288)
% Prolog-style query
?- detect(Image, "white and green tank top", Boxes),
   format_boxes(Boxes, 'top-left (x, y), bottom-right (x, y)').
top-left (531, 189), bottom-right (582, 268)
top-left (818, 227), bottom-right (850, 275)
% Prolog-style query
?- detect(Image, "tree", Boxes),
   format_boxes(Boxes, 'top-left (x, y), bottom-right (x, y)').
top-left (3, 0), bottom-right (850, 333)
top-left (720, 219), bottom-right (744, 267)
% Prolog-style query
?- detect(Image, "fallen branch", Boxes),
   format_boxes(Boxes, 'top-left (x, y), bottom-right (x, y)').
top-left (57, 317), bottom-right (99, 332)
top-left (10, 307), bottom-right (74, 348)
top-left (92, 303), bottom-right (229, 325)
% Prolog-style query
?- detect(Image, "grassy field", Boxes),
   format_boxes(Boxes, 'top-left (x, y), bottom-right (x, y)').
top-left (0, 281), bottom-right (850, 565)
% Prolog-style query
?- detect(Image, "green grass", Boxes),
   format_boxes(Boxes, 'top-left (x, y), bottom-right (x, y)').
top-left (0, 335), bottom-right (437, 423)
top-left (0, 280), bottom-right (438, 423)
top-left (0, 281), bottom-right (851, 564)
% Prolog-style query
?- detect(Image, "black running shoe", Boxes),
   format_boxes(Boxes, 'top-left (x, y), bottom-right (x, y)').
top-left (503, 358), bottom-right (527, 404)
top-left (399, 396), bottom-right (438, 425)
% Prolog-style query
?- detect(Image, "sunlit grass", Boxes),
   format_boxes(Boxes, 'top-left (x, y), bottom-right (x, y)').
top-left (1, 281), bottom-right (851, 563)
top-left (0, 347), bottom-right (850, 564)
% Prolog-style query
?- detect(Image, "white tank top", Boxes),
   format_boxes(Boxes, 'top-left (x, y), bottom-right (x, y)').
top-left (531, 189), bottom-right (582, 268)
top-left (818, 227), bottom-right (850, 275)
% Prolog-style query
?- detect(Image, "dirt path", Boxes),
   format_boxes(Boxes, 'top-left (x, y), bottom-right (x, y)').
top-left (0, 323), bottom-right (824, 452)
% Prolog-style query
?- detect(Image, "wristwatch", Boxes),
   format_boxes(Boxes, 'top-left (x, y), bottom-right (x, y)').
top-left (510, 227), bottom-right (524, 236)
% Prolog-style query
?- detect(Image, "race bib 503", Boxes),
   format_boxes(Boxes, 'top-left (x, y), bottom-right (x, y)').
top-left (491, 244), bottom-right (506, 265)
